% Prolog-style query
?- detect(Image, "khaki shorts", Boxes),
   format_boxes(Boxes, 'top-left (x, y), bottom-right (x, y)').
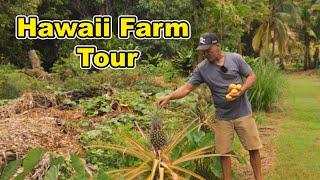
top-left (211, 114), bottom-right (263, 154)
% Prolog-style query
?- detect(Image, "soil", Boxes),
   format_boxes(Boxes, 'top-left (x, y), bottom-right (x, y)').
top-left (232, 124), bottom-right (277, 179)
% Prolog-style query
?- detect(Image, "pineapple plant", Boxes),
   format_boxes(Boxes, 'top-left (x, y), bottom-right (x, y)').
top-left (87, 118), bottom-right (234, 179)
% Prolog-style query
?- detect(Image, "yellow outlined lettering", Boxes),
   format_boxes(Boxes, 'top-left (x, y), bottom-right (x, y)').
top-left (164, 21), bottom-right (190, 38)
top-left (53, 21), bottom-right (78, 38)
top-left (102, 17), bottom-right (111, 38)
top-left (126, 52), bottom-right (140, 68)
top-left (117, 15), bottom-right (191, 39)
top-left (135, 20), bottom-right (152, 38)
top-left (110, 52), bottom-right (126, 68)
top-left (94, 17), bottom-right (102, 37)
top-left (16, 15), bottom-right (38, 39)
top-left (77, 21), bottom-right (94, 38)
top-left (38, 21), bottom-right (54, 38)
top-left (15, 15), bottom-right (112, 39)
top-left (118, 15), bottom-right (136, 39)
top-left (74, 45), bottom-right (141, 70)
top-left (93, 51), bottom-right (110, 68)
top-left (74, 45), bottom-right (96, 69)
top-left (152, 22), bottom-right (164, 38)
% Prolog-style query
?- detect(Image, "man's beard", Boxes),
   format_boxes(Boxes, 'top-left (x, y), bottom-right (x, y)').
top-left (206, 54), bottom-right (219, 62)
top-left (206, 50), bottom-right (221, 62)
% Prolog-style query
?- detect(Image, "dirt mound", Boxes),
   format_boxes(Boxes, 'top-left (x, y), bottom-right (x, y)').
top-left (0, 107), bottom-right (83, 172)
top-left (0, 93), bottom-right (57, 120)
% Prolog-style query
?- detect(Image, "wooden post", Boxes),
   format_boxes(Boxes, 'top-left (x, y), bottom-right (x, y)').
top-left (28, 50), bottom-right (41, 69)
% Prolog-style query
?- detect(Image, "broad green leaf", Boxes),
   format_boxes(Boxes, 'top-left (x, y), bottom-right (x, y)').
top-left (70, 153), bottom-right (90, 179)
top-left (44, 165), bottom-right (59, 180)
top-left (50, 156), bottom-right (65, 167)
top-left (16, 147), bottom-right (45, 180)
top-left (0, 159), bottom-right (22, 180)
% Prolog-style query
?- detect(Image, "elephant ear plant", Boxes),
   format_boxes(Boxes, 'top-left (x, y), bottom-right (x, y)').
top-left (87, 117), bottom-right (233, 179)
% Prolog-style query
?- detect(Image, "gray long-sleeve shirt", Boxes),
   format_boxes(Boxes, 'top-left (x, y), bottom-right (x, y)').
top-left (188, 52), bottom-right (253, 120)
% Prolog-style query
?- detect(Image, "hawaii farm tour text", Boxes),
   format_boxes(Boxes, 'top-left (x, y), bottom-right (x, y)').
top-left (15, 15), bottom-right (191, 69)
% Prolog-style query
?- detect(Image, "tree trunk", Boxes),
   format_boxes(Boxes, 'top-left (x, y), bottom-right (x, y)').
top-left (304, 43), bottom-right (310, 70)
top-left (314, 47), bottom-right (319, 69)
top-left (272, 30), bottom-right (275, 58)
top-left (28, 50), bottom-right (41, 69)
top-left (192, 0), bottom-right (202, 67)
top-left (237, 43), bottom-right (243, 55)
top-left (279, 57), bottom-right (285, 70)
top-left (105, 0), bottom-right (112, 14)
top-left (304, 27), bottom-right (310, 70)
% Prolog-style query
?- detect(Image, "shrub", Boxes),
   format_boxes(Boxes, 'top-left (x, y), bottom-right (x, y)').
top-left (246, 57), bottom-right (285, 111)
top-left (171, 47), bottom-right (194, 75)
top-left (51, 54), bottom-right (86, 79)
top-left (0, 70), bottom-right (47, 99)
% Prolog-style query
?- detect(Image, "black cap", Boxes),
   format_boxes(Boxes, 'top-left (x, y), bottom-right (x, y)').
top-left (196, 33), bottom-right (220, 51)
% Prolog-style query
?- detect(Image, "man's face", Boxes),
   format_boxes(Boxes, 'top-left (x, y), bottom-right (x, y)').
top-left (204, 44), bottom-right (221, 62)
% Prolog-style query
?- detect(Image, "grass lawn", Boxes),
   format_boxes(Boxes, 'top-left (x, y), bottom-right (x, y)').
top-left (267, 74), bottom-right (320, 179)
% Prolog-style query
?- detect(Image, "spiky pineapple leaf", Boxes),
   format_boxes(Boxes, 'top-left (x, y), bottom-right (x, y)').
top-left (70, 153), bottom-right (90, 180)
top-left (15, 147), bottom-right (45, 180)
top-left (172, 145), bottom-right (215, 165)
top-left (147, 159), bottom-right (159, 180)
top-left (169, 165), bottom-right (205, 180)
top-left (106, 167), bottom-right (135, 175)
top-left (87, 144), bottom-right (152, 161)
top-left (123, 162), bottom-right (149, 180)
top-left (0, 159), bottom-right (22, 180)
top-left (164, 119), bottom-right (200, 155)
top-left (120, 132), bottom-right (154, 158)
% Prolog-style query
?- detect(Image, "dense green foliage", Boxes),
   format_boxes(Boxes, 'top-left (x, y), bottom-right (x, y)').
top-left (1, 0), bottom-right (319, 70)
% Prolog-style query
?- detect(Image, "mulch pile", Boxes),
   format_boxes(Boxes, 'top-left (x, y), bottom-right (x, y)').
top-left (0, 93), bottom-right (84, 172)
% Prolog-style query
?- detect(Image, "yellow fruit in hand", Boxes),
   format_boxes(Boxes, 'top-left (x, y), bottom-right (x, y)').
top-left (226, 94), bottom-right (233, 101)
top-left (236, 84), bottom-right (242, 90)
top-left (228, 84), bottom-right (237, 89)
top-left (228, 84), bottom-right (237, 92)
top-left (230, 89), bottom-right (238, 95)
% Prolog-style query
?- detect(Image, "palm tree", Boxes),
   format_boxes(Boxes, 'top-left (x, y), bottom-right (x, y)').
top-left (252, 0), bottom-right (300, 68)
top-left (300, 0), bottom-right (320, 70)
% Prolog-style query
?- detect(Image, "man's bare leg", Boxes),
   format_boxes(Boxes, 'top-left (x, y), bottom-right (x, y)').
top-left (249, 150), bottom-right (262, 180)
top-left (220, 156), bottom-right (232, 180)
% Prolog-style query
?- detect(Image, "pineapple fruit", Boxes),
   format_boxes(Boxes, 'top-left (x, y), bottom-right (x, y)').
top-left (150, 115), bottom-right (167, 151)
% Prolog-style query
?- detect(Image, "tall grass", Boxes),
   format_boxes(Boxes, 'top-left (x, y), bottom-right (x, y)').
top-left (246, 57), bottom-right (285, 111)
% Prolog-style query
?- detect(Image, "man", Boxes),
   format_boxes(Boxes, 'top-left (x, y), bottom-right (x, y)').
top-left (157, 33), bottom-right (263, 180)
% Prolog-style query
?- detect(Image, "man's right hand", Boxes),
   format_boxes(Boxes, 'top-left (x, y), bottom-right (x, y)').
top-left (156, 83), bottom-right (196, 107)
top-left (156, 95), bottom-right (171, 106)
